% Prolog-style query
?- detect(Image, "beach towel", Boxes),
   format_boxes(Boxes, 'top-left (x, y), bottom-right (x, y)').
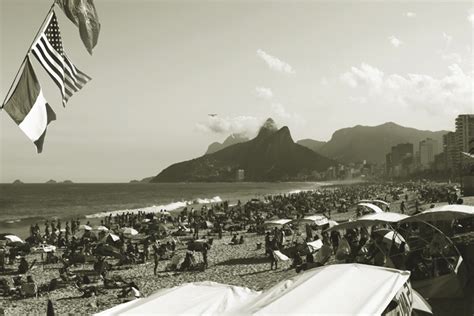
top-left (273, 250), bottom-right (289, 262)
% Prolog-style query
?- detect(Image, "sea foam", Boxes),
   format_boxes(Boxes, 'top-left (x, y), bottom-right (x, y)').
top-left (85, 196), bottom-right (222, 218)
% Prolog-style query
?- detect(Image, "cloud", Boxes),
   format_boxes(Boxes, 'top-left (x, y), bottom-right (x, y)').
top-left (340, 63), bottom-right (473, 115)
top-left (349, 96), bottom-right (367, 104)
top-left (389, 36), bottom-right (403, 48)
top-left (405, 12), bottom-right (416, 18)
top-left (442, 53), bottom-right (462, 64)
top-left (340, 63), bottom-right (384, 90)
top-left (320, 77), bottom-right (329, 86)
top-left (255, 86), bottom-right (274, 99)
top-left (270, 103), bottom-right (306, 127)
top-left (196, 115), bottom-right (260, 136)
top-left (468, 13), bottom-right (474, 26)
top-left (442, 32), bottom-right (453, 49)
top-left (257, 49), bottom-right (295, 74)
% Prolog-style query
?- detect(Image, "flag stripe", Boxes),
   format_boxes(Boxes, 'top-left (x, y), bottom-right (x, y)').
top-left (31, 11), bottom-right (90, 105)
top-left (39, 36), bottom-right (65, 76)
top-left (18, 90), bottom-right (50, 142)
top-left (31, 49), bottom-right (64, 97)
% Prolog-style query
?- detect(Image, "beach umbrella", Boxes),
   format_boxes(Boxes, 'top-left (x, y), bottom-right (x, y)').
top-left (101, 233), bottom-right (120, 243)
top-left (94, 225), bottom-right (109, 232)
top-left (79, 224), bottom-right (92, 231)
top-left (121, 227), bottom-right (139, 236)
top-left (4, 235), bottom-right (24, 244)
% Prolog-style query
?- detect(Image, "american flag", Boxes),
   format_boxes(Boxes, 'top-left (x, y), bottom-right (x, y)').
top-left (31, 11), bottom-right (91, 106)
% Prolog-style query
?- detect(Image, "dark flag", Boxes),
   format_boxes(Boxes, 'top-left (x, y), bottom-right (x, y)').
top-left (31, 11), bottom-right (91, 106)
top-left (3, 58), bottom-right (56, 153)
top-left (57, 0), bottom-right (100, 55)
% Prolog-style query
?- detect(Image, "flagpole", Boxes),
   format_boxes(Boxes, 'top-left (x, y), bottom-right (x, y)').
top-left (1, 1), bottom-right (57, 108)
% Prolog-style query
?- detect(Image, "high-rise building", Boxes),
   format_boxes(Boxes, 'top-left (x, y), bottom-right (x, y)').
top-left (444, 132), bottom-right (457, 171)
top-left (385, 143), bottom-right (413, 177)
top-left (391, 143), bottom-right (413, 165)
top-left (444, 115), bottom-right (474, 172)
top-left (456, 114), bottom-right (474, 154)
top-left (419, 138), bottom-right (439, 169)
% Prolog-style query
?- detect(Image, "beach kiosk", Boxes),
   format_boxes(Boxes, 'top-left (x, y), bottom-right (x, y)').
top-left (231, 264), bottom-right (431, 315)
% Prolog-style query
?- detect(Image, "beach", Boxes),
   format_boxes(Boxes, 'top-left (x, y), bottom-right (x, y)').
top-left (1, 182), bottom-right (473, 315)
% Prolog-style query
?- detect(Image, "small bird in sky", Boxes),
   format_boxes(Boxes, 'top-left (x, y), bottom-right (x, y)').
top-left (208, 114), bottom-right (217, 117)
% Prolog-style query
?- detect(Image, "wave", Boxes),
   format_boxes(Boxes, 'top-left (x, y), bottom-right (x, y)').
top-left (85, 196), bottom-right (222, 219)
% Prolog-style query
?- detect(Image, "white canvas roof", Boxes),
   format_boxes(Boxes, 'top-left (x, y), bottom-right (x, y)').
top-left (358, 203), bottom-right (384, 213)
top-left (290, 215), bottom-right (329, 226)
top-left (96, 281), bottom-right (260, 316)
top-left (231, 264), bottom-right (410, 315)
top-left (263, 219), bottom-right (292, 227)
top-left (359, 199), bottom-right (390, 206)
top-left (401, 204), bottom-right (474, 222)
top-left (326, 212), bottom-right (409, 232)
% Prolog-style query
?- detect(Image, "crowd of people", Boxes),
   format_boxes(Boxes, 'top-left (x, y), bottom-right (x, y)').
top-left (0, 180), bottom-right (470, 308)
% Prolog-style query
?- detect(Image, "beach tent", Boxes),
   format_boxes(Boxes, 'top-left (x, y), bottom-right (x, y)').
top-left (357, 202), bottom-right (384, 213)
top-left (95, 281), bottom-right (260, 316)
top-left (401, 204), bottom-right (474, 222)
top-left (326, 212), bottom-right (409, 232)
top-left (290, 215), bottom-right (328, 227)
top-left (263, 219), bottom-right (292, 228)
top-left (230, 264), bottom-right (431, 315)
top-left (359, 199), bottom-right (390, 207)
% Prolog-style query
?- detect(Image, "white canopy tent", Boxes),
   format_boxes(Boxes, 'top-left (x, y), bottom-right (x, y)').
top-left (358, 202), bottom-right (384, 213)
top-left (230, 264), bottom-right (421, 315)
top-left (95, 281), bottom-right (260, 316)
top-left (359, 199), bottom-right (390, 207)
top-left (326, 212), bottom-right (409, 232)
top-left (290, 215), bottom-right (329, 227)
top-left (401, 204), bottom-right (474, 222)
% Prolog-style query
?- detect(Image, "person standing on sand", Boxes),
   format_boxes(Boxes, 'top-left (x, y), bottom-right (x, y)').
top-left (269, 237), bottom-right (279, 270)
top-left (400, 201), bottom-right (406, 214)
top-left (152, 243), bottom-right (159, 275)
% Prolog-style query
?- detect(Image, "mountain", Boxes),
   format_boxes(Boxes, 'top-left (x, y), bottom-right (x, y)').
top-left (152, 118), bottom-right (336, 182)
top-left (205, 134), bottom-right (249, 155)
top-left (315, 122), bottom-right (449, 164)
top-left (297, 139), bottom-right (327, 154)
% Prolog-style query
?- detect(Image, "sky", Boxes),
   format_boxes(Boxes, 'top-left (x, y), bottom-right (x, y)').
top-left (1, 0), bottom-right (473, 183)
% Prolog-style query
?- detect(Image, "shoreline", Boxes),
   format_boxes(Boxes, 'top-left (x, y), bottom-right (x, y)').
top-left (0, 180), bottom-right (365, 239)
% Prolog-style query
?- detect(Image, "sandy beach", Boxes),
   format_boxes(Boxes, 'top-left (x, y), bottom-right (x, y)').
top-left (1, 186), bottom-right (473, 315)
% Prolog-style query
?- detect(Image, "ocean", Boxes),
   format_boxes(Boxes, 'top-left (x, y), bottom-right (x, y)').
top-left (0, 182), bottom-right (328, 237)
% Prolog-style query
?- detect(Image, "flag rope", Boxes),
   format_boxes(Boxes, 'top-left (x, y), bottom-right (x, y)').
top-left (1, 1), bottom-right (57, 108)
